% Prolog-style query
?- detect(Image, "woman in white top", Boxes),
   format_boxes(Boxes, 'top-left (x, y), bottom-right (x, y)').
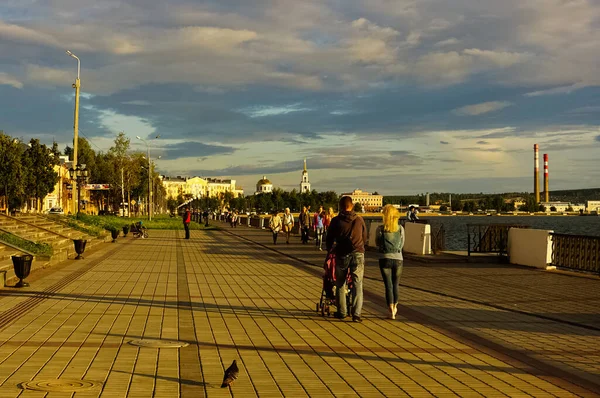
top-left (282, 208), bottom-right (294, 244)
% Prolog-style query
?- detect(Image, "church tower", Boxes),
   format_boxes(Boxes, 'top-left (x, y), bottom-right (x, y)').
top-left (300, 159), bottom-right (311, 193)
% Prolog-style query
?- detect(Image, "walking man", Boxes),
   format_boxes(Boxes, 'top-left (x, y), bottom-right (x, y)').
top-left (326, 196), bottom-right (367, 322)
top-left (406, 206), bottom-right (419, 222)
top-left (299, 206), bottom-right (311, 244)
top-left (269, 211), bottom-right (282, 245)
top-left (183, 207), bottom-right (191, 239)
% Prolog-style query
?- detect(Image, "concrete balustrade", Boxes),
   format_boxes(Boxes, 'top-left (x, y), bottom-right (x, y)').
top-left (508, 228), bottom-right (553, 269)
top-left (404, 223), bottom-right (432, 255)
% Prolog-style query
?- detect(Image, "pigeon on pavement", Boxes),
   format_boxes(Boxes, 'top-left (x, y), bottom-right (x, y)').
top-left (221, 360), bottom-right (239, 388)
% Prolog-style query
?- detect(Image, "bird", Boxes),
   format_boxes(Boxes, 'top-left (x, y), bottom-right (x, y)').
top-left (221, 360), bottom-right (239, 388)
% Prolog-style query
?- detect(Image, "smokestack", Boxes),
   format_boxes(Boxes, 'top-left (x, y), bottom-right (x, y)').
top-left (543, 154), bottom-right (549, 203)
top-left (534, 144), bottom-right (540, 203)
top-left (426, 193), bottom-right (430, 207)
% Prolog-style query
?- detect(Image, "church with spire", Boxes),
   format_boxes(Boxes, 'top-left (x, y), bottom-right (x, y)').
top-left (300, 159), bottom-right (311, 193)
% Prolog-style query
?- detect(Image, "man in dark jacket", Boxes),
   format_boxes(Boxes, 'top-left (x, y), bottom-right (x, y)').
top-left (183, 207), bottom-right (191, 239)
top-left (326, 196), bottom-right (367, 322)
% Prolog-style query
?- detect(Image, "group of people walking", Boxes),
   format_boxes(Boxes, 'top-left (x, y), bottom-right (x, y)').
top-left (270, 198), bottom-right (405, 323)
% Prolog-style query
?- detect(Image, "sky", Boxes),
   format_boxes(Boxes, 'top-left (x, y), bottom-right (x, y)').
top-left (1, 0), bottom-right (600, 195)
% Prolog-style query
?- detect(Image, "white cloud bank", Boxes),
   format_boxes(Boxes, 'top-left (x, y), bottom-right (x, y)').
top-left (453, 101), bottom-right (513, 116)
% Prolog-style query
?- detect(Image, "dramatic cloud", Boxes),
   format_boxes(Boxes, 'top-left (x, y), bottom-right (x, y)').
top-left (1, 0), bottom-right (600, 193)
top-left (453, 101), bottom-right (513, 116)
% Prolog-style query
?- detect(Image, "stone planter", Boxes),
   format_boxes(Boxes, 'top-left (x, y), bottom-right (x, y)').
top-left (12, 254), bottom-right (33, 287)
top-left (73, 239), bottom-right (87, 260)
top-left (122, 225), bottom-right (129, 237)
top-left (111, 229), bottom-right (119, 242)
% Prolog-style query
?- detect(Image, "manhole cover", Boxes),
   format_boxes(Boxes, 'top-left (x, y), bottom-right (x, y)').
top-left (128, 339), bottom-right (189, 348)
top-left (21, 379), bottom-right (100, 392)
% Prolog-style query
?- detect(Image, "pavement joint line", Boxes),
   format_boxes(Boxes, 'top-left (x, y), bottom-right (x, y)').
top-left (219, 225), bottom-right (600, 396)
top-left (176, 230), bottom-right (212, 396)
top-left (0, 238), bottom-right (134, 332)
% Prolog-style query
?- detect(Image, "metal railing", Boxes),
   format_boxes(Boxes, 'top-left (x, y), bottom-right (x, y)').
top-left (431, 224), bottom-right (446, 254)
top-left (551, 233), bottom-right (600, 274)
top-left (467, 224), bottom-right (530, 256)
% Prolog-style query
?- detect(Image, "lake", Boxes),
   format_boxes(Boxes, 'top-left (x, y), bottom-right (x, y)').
top-left (367, 215), bottom-right (600, 251)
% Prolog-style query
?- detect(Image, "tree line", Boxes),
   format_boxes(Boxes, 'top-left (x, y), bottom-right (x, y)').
top-left (0, 131), bottom-right (166, 215)
top-left (384, 193), bottom-right (546, 212)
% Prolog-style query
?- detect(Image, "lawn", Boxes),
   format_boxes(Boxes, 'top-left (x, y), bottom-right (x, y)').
top-left (73, 214), bottom-right (218, 232)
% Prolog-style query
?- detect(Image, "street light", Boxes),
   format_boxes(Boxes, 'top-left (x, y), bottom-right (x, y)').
top-left (69, 164), bottom-right (89, 218)
top-left (66, 50), bottom-right (81, 215)
top-left (136, 135), bottom-right (160, 221)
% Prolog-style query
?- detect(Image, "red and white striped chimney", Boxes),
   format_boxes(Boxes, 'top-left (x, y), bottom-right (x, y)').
top-left (534, 144), bottom-right (540, 203)
top-left (543, 154), bottom-right (549, 203)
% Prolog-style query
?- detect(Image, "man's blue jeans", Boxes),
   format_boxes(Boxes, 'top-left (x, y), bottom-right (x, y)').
top-left (315, 227), bottom-right (324, 249)
top-left (335, 252), bottom-right (364, 317)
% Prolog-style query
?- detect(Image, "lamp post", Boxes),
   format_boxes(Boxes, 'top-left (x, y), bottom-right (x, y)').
top-left (66, 50), bottom-right (81, 216)
top-left (136, 135), bottom-right (160, 221)
top-left (69, 164), bottom-right (89, 218)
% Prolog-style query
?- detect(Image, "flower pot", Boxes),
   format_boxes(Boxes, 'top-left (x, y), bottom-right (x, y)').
top-left (12, 254), bottom-right (33, 288)
top-left (73, 239), bottom-right (87, 260)
top-left (111, 229), bottom-right (119, 242)
top-left (122, 225), bottom-right (129, 237)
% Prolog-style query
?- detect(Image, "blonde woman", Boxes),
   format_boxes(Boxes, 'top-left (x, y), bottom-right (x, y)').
top-left (322, 207), bottom-right (335, 245)
top-left (375, 205), bottom-right (405, 319)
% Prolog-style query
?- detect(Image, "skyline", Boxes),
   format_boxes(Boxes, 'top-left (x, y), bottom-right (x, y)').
top-left (1, 1), bottom-right (600, 195)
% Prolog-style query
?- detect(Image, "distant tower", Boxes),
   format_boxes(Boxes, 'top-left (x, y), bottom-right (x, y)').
top-left (534, 144), bottom-right (540, 203)
top-left (426, 193), bottom-right (430, 207)
top-left (543, 154), bottom-right (549, 202)
top-left (300, 159), bottom-right (311, 193)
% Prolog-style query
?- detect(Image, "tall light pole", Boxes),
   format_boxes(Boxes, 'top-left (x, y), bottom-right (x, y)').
top-left (136, 135), bottom-right (160, 221)
top-left (66, 50), bottom-right (80, 215)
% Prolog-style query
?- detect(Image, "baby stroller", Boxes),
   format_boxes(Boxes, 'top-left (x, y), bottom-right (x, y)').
top-left (130, 221), bottom-right (148, 238)
top-left (316, 250), bottom-right (353, 317)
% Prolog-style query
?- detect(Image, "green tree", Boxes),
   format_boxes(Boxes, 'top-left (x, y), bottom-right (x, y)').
top-left (439, 205), bottom-right (448, 212)
top-left (0, 132), bottom-right (25, 214)
top-left (353, 202), bottom-right (363, 212)
top-left (550, 206), bottom-right (557, 212)
top-left (22, 139), bottom-right (60, 211)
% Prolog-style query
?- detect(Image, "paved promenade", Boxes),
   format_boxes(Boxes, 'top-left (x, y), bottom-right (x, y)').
top-left (0, 223), bottom-right (597, 397)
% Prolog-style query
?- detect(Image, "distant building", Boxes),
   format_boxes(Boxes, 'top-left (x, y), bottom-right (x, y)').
top-left (300, 159), bottom-right (311, 194)
top-left (162, 176), bottom-right (243, 200)
top-left (341, 189), bottom-right (383, 211)
top-left (255, 176), bottom-right (273, 195)
top-left (540, 202), bottom-right (584, 212)
top-left (587, 200), bottom-right (600, 212)
top-left (162, 176), bottom-right (187, 200)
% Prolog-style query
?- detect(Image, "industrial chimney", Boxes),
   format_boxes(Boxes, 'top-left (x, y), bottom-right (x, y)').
top-left (543, 154), bottom-right (549, 203)
top-left (534, 144), bottom-right (540, 203)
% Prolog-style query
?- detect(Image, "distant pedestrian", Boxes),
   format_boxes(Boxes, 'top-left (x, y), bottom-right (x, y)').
top-left (230, 212), bottom-right (238, 228)
top-left (313, 206), bottom-right (325, 250)
top-left (323, 207), bottom-right (334, 246)
top-left (269, 211), bottom-right (282, 245)
top-left (203, 209), bottom-right (209, 227)
top-left (283, 208), bottom-right (294, 244)
top-left (406, 206), bottom-right (419, 223)
top-left (299, 206), bottom-right (311, 244)
top-left (376, 205), bottom-right (405, 319)
top-left (326, 196), bottom-right (367, 323)
top-left (183, 207), bottom-right (191, 239)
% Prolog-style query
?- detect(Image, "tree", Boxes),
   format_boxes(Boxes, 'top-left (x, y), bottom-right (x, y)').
top-left (451, 200), bottom-right (462, 212)
top-left (439, 205), bottom-right (448, 212)
top-left (109, 132), bottom-right (131, 213)
top-left (550, 206), bottom-right (557, 212)
top-left (353, 202), bottom-right (363, 212)
top-left (0, 132), bottom-right (25, 214)
top-left (538, 205), bottom-right (546, 212)
top-left (566, 205), bottom-right (574, 212)
top-left (22, 139), bottom-right (59, 211)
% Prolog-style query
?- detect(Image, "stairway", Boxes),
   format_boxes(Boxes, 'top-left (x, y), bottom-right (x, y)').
top-left (0, 214), bottom-right (98, 261)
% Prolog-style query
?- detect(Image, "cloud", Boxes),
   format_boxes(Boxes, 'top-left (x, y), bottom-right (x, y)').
top-left (596, 135), bottom-right (600, 143)
top-left (440, 141), bottom-right (449, 145)
top-left (524, 83), bottom-right (586, 97)
top-left (160, 141), bottom-right (236, 159)
top-left (453, 101), bottom-right (513, 116)
top-left (0, 72), bottom-right (22, 89)
top-left (476, 140), bottom-right (490, 145)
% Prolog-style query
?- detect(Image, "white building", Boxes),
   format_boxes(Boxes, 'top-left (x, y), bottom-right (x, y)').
top-left (300, 159), bottom-right (311, 194)
top-left (541, 202), bottom-right (585, 213)
top-left (255, 176), bottom-right (273, 195)
top-left (587, 200), bottom-right (600, 212)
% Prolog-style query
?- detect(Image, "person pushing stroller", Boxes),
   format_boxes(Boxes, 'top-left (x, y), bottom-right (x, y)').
top-left (326, 196), bottom-right (367, 323)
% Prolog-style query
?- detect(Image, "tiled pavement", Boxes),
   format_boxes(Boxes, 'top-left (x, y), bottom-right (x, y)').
top-left (0, 225), bottom-right (596, 397)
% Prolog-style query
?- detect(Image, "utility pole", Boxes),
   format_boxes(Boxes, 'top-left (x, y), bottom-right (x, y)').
top-left (66, 50), bottom-right (80, 215)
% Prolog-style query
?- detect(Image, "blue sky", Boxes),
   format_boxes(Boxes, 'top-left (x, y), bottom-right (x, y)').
top-left (1, 0), bottom-right (599, 195)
